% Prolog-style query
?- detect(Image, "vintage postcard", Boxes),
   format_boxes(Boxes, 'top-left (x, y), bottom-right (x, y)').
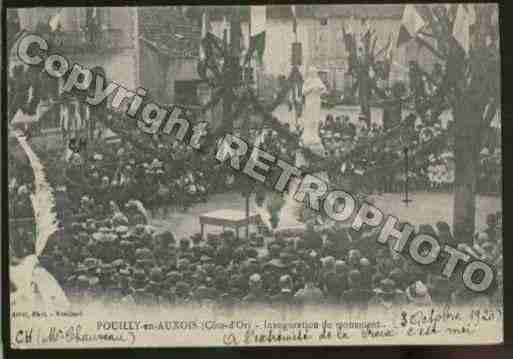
top-left (6, 4), bottom-right (502, 348)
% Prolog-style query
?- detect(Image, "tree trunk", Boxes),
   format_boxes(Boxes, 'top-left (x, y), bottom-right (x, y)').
top-left (452, 100), bottom-right (483, 244)
top-left (359, 69), bottom-right (371, 127)
top-left (245, 194), bottom-right (250, 239)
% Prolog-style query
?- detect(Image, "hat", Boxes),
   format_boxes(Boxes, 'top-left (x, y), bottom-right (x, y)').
top-left (99, 262), bottom-right (116, 275)
top-left (158, 230), bottom-right (175, 245)
top-left (200, 255), bottom-right (212, 263)
top-left (279, 275), bottom-right (293, 290)
top-left (112, 213), bottom-right (129, 226)
top-left (133, 224), bottom-right (145, 236)
top-left (221, 230), bottom-right (235, 239)
top-left (266, 259), bottom-right (287, 269)
top-left (321, 256), bottom-right (335, 268)
top-left (348, 249), bottom-right (361, 260)
top-left (120, 240), bottom-right (133, 249)
top-left (115, 225), bottom-right (129, 235)
top-left (194, 285), bottom-right (211, 300)
top-left (136, 259), bottom-right (154, 268)
top-left (75, 263), bottom-right (88, 274)
top-left (428, 275), bottom-right (450, 290)
top-left (476, 232), bottom-right (489, 244)
top-left (177, 258), bottom-right (191, 270)
top-left (175, 281), bottom-right (191, 296)
top-left (166, 271), bottom-right (181, 285)
top-left (360, 258), bottom-right (371, 267)
top-left (249, 273), bottom-right (262, 284)
top-left (77, 231), bottom-right (89, 243)
top-left (348, 270), bottom-right (362, 286)
top-left (119, 267), bottom-right (131, 276)
top-left (83, 257), bottom-right (99, 271)
top-left (112, 259), bottom-right (124, 268)
top-left (89, 276), bottom-right (100, 286)
top-left (406, 281), bottom-right (431, 304)
top-left (389, 268), bottom-right (404, 283)
top-left (130, 268), bottom-right (147, 289)
top-left (77, 275), bottom-right (90, 288)
top-left (149, 267), bottom-right (164, 283)
top-left (71, 222), bottom-right (82, 232)
top-left (380, 279), bottom-right (396, 294)
top-left (135, 247), bottom-right (152, 260)
top-left (335, 260), bottom-right (348, 272)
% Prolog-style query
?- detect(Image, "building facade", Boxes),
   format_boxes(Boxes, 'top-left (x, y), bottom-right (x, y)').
top-left (9, 6), bottom-right (203, 140)
top-left (209, 5), bottom-right (439, 92)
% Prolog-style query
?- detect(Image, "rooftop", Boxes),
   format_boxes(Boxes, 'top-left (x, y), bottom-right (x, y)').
top-left (202, 5), bottom-right (405, 21)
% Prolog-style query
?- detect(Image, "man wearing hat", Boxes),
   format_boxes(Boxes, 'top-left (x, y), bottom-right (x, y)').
top-left (369, 278), bottom-right (408, 309)
top-left (270, 275), bottom-right (295, 307)
top-left (73, 275), bottom-right (97, 308)
top-left (405, 280), bottom-right (432, 306)
top-left (177, 238), bottom-right (193, 258)
top-left (147, 267), bottom-right (167, 305)
top-left (67, 263), bottom-right (88, 301)
top-left (120, 238), bottom-right (136, 266)
top-left (135, 247), bottom-right (155, 274)
top-left (293, 268), bottom-right (324, 307)
top-left (484, 213), bottom-right (498, 243)
top-left (340, 270), bottom-right (373, 310)
top-left (174, 281), bottom-right (192, 306)
top-left (427, 275), bottom-right (452, 305)
top-left (242, 274), bottom-right (269, 306)
top-left (127, 267), bottom-right (157, 307)
top-left (97, 261), bottom-right (118, 300)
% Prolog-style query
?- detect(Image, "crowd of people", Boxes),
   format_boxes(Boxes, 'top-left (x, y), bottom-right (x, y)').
top-left (318, 112), bottom-right (501, 195)
top-left (10, 193), bottom-right (502, 311)
top-left (8, 106), bottom-right (502, 314)
top-left (9, 134), bottom-right (503, 311)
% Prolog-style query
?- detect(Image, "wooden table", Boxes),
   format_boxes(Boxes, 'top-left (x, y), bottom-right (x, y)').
top-left (199, 209), bottom-right (261, 239)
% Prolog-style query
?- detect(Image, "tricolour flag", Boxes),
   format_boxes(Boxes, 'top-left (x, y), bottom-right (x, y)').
top-left (291, 5), bottom-right (297, 35)
top-left (199, 10), bottom-right (210, 60)
top-left (221, 15), bottom-right (230, 45)
top-left (342, 16), bottom-right (355, 52)
top-left (397, 5), bottom-right (426, 47)
top-left (453, 4), bottom-right (477, 55)
top-left (247, 6), bottom-right (266, 65)
top-left (384, 32), bottom-right (394, 62)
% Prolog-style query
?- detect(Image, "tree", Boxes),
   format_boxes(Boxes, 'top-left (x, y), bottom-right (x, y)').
top-left (410, 4), bottom-right (500, 241)
top-left (342, 17), bottom-right (394, 126)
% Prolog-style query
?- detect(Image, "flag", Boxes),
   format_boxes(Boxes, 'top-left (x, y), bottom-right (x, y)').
top-left (247, 6), bottom-right (266, 65)
top-left (342, 16), bottom-right (355, 50)
top-left (291, 5), bottom-right (297, 35)
top-left (49, 8), bottom-right (64, 31)
top-left (384, 32), bottom-right (394, 62)
top-left (199, 10), bottom-right (210, 59)
top-left (453, 4), bottom-right (476, 55)
top-left (397, 5), bottom-right (426, 47)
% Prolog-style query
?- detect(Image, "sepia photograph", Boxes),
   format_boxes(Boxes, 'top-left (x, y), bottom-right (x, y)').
top-left (5, 4), bottom-right (503, 348)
